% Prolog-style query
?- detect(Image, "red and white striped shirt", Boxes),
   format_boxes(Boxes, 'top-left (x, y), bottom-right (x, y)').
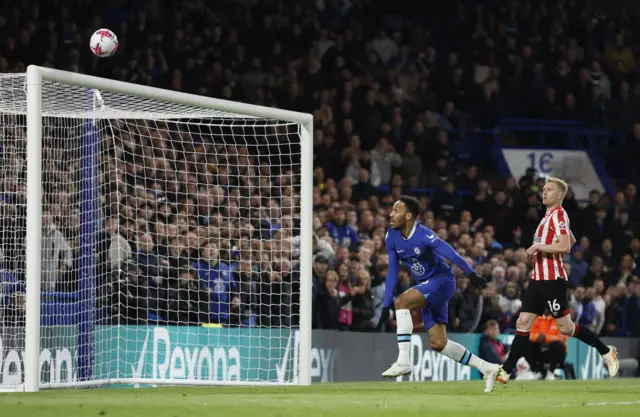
top-left (532, 206), bottom-right (569, 281)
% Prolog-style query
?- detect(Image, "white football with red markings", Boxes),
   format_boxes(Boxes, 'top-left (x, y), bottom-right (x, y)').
top-left (90, 29), bottom-right (118, 57)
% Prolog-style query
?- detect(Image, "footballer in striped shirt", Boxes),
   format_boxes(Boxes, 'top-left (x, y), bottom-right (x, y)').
top-left (490, 177), bottom-right (619, 390)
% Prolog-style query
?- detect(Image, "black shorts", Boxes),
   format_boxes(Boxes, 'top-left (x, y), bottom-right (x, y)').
top-left (521, 279), bottom-right (569, 318)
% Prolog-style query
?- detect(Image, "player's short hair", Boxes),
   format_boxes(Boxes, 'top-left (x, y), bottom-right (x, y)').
top-left (399, 195), bottom-right (421, 219)
top-left (545, 177), bottom-right (568, 196)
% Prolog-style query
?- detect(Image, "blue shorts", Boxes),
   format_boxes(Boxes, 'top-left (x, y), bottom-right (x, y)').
top-left (413, 274), bottom-right (456, 331)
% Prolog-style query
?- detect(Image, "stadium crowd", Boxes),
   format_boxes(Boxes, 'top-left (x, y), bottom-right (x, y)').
top-left (0, 0), bottom-right (639, 339)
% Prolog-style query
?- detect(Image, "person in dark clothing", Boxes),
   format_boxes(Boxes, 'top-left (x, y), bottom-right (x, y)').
top-left (166, 268), bottom-right (210, 326)
top-left (457, 165), bottom-right (479, 194)
top-left (479, 319), bottom-right (510, 365)
top-left (428, 156), bottom-right (455, 189)
top-left (468, 190), bottom-right (490, 221)
top-left (316, 270), bottom-right (343, 329)
top-left (112, 261), bottom-right (151, 325)
top-left (312, 254), bottom-right (329, 328)
top-left (349, 270), bottom-right (375, 331)
top-left (586, 207), bottom-right (611, 249)
top-left (135, 231), bottom-right (169, 282)
top-left (450, 277), bottom-right (482, 332)
top-left (596, 239), bottom-right (618, 274)
top-left (487, 190), bottom-right (512, 243)
top-left (623, 280), bottom-right (640, 337)
top-left (518, 168), bottom-right (538, 194)
top-left (519, 206), bottom-right (542, 248)
top-left (165, 236), bottom-right (193, 279)
top-left (432, 180), bottom-right (461, 223)
top-left (256, 259), bottom-right (295, 328)
top-left (352, 168), bottom-right (377, 203)
top-left (2, 291), bottom-right (25, 327)
top-left (611, 209), bottom-right (637, 255)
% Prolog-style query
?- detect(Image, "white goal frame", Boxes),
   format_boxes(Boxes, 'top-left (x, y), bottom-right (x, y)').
top-left (21, 65), bottom-right (313, 392)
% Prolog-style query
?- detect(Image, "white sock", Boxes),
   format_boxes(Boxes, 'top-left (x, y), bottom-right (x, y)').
top-left (440, 339), bottom-right (494, 375)
top-left (396, 309), bottom-right (413, 365)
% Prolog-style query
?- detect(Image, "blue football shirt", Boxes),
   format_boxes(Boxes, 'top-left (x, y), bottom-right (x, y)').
top-left (383, 222), bottom-right (474, 307)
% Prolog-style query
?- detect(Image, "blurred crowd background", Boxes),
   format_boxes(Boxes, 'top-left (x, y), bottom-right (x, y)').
top-left (0, 0), bottom-right (639, 338)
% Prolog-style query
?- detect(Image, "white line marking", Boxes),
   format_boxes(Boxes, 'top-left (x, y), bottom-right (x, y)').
top-left (555, 400), bottom-right (640, 408)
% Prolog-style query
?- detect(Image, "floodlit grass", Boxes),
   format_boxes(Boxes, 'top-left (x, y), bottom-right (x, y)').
top-left (1, 379), bottom-right (640, 417)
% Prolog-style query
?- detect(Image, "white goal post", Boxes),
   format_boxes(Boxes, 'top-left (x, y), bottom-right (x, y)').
top-left (0, 65), bottom-right (313, 391)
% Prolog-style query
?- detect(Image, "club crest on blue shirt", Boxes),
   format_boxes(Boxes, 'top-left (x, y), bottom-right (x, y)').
top-left (410, 262), bottom-right (426, 276)
top-left (406, 257), bottom-right (426, 276)
top-left (213, 278), bottom-right (225, 293)
top-left (414, 247), bottom-right (421, 255)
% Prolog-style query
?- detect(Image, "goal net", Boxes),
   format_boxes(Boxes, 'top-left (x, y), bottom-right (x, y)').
top-left (0, 67), bottom-right (312, 391)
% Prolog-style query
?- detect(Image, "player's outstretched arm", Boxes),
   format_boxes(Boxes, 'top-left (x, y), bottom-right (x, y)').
top-left (426, 234), bottom-right (473, 275)
top-left (426, 232), bottom-right (487, 288)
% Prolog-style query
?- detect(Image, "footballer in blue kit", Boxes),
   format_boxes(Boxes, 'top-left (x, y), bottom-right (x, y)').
top-left (377, 196), bottom-right (502, 392)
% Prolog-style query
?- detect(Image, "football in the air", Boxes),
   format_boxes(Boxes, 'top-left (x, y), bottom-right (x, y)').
top-left (90, 29), bottom-right (118, 57)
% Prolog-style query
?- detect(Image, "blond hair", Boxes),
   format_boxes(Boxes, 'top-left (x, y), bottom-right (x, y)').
top-left (545, 177), bottom-right (568, 197)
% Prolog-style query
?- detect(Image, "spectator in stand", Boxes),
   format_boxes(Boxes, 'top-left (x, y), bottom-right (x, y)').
top-left (370, 259), bottom-right (388, 329)
top-left (336, 263), bottom-right (354, 330)
top-left (326, 207), bottom-right (360, 248)
top-left (192, 240), bottom-right (234, 325)
top-left (350, 269), bottom-right (374, 332)
top-left (41, 207), bottom-right (73, 292)
top-left (608, 253), bottom-right (636, 288)
top-left (479, 283), bottom-right (500, 329)
top-left (584, 256), bottom-right (606, 288)
top-left (316, 270), bottom-right (342, 330)
top-left (433, 180), bottom-right (461, 223)
top-left (592, 279), bottom-right (607, 336)
top-left (491, 266), bottom-right (507, 292)
top-left (598, 239), bottom-right (617, 274)
top-left (400, 141), bottom-right (424, 185)
top-left (630, 238), bottom-right (640, 268)
top-left (623, 279), bottom-right (640, 337)
top-left (478, 319), bottom-right (510, 365)
top-left (135, 231), bottom-right (168, 283)
top-left (449, 276), bottom-right (483, 333)
top-left (604, 285), bottom-right (627, 336)
top-left (498, 282), bottom-right (522, 333)
top-left (370, 138), bottom-right (402, 186)
top-left (569, 247), bottom-right (589, 287)
top-left (572, 286), bottom-right (598, 332)
top-left (312, 254), bottom-right (329, 328)
top-left (167, 268), bottom-right (211, 326)
top-left (105, 216), bottom-right (132, 271)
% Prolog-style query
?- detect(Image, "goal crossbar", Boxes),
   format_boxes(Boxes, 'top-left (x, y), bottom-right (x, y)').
top-left (28, 66), bottom-right (314, 123)
top-left (17, 65), bottom-right (314, 392)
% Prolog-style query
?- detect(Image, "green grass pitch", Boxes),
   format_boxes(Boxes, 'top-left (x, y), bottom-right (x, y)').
top-left (1, 379), bottom-right (640, 417)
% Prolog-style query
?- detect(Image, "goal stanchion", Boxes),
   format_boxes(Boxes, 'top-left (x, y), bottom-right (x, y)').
top-left (0, 65), bottom-right (313, 391)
